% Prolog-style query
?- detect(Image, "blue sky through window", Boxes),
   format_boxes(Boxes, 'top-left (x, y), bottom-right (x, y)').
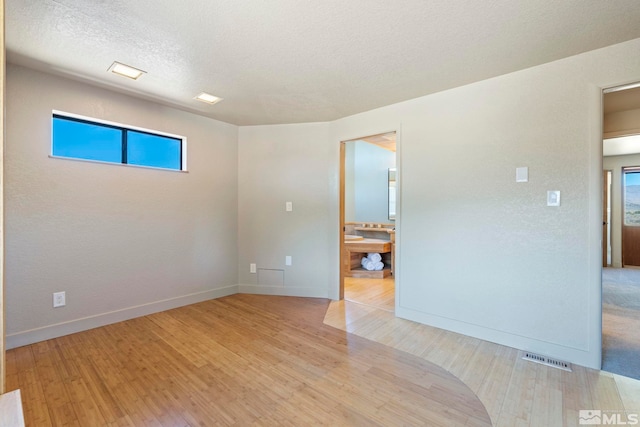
top-left (53, 117), bottom-right (122, 163)
top-left (625, 171), bottom-right (640, 186)
top-left (127, 131), bottom-right (181, 170)
top-left (52, 115), bottom-right (183, 171)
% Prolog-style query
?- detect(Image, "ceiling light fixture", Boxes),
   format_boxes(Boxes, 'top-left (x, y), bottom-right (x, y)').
top-left (195, 92), bottom-right (223, 105)
top-left (108, 61), bottom-right (146, 80)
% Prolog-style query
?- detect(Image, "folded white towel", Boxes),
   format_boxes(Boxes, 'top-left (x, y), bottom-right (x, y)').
top-left (359, 259), bottom-right (384, 271)
top-left (367, 253), bottom-right (382, 263)
top-left (361, 259), bottom-right (375, 271)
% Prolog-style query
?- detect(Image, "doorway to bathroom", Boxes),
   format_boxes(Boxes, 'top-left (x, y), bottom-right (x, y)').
top-left (340, 132), bottom-right (396, 312)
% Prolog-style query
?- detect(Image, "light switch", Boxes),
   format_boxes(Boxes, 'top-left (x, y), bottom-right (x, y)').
top-left (250, 263), bottom-right (257, 273)
top-left (286, 202), bottom-right (293, 212)
top-left (547, 191), bottom-right (560, 206)
top-left (516, 167), bottom-right (528, 183)
top-left (285, 256), bottom-right (292, 266)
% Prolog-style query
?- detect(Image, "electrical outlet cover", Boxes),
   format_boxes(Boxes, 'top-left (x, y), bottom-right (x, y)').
top-left (547, 190), bottom-right (560, 206)
top-left (53, 291), bottom-right (66, 307)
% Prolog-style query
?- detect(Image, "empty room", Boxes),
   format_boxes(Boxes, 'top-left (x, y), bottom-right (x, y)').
top-left (1, 1), bottom-right (640, 426)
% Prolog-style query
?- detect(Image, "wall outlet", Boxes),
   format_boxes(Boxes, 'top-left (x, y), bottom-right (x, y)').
top-left (250, 263), bottom-right (257, 273)
top-left (285, 256), bottom-right (292, 266)
top-left (285, 201), bottom-right (293, 212)
top-left (53, 291), bottom-right (66, 308)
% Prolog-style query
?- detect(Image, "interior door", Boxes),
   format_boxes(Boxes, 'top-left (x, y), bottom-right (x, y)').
top-left (622, 167), bottom-right (640, 266)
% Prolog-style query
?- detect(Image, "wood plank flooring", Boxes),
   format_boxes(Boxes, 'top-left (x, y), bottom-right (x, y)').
top-left (6, 294), bottom-right (491, 426)
top-left (324, 300), bottom-right (640, 427)
top-left (344, 277), bottom-right (395, 312)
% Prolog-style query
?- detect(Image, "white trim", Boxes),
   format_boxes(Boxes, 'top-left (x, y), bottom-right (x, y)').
top-left (51, 110), bottom-right (188, 172)
top-left (6, 286), bottom-right (238, 349)
top-left (52, 110), bottom-right (184, 140)
top-left (396, 305), bottom-right (597, 368)
top-left (394, 125), bottom-right (402, 316)
top-left (48, 154), bottom-right (189, 173)
top-left (603, 81), bottom-right (640, 93)
top-left (237, 284), bottom-right (329, 299)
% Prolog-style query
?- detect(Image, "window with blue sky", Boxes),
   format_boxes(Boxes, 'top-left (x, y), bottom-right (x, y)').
top-left (52, 113), bottom-right (184, 171)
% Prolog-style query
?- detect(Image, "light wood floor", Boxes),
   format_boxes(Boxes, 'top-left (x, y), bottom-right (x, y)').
top-left (324, 300), bottom-right (640, 427)
top-left (344, 276), bottom-right (395, 312)
top-left (6, 294), bottom-right (491, 426)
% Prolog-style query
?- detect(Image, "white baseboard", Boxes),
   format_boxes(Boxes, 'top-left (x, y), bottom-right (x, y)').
top-left (6, 285), bottom-right (239, 349)
top-left (237, 284), bottom-right (329, 299)
top-left (396, 305), bottom-right (598, 370)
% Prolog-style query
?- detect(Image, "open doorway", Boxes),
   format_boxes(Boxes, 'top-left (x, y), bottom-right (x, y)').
top-left (602, 83), bottom-right (640, 380)
top-left (340, 132), bottom-right (396, 312)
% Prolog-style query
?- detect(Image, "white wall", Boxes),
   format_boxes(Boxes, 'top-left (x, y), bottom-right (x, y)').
top-left (603, 153), bottom-right (640, 268)
top-left (240, 38), bottom-right (640, 369)
top-left (342, 39), bottom-right (640, 369)
top-left (7, 37), bottom-right (640, 369)
top-left (5, 65), bottom-right (239, 348)
top-left (345, 141), bottom-right (396, 223)
top-left (237, 123), bottom-right (333, 297)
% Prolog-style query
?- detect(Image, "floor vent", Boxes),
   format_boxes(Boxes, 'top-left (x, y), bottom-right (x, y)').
top-left (522, 352), bottom-right (572, 372)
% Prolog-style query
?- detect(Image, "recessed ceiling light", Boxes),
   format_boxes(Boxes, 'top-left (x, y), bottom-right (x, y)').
top-left (195, 92), bottom-right (223, 105)
top-left (108, 61), bottom-right (146, 80)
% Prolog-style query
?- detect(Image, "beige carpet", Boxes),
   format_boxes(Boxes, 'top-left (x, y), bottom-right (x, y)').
top-left (602, 267), bottom-right (640, 380)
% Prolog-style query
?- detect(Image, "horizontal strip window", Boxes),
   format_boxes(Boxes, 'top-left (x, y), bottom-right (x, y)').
top-left (52, 112), bottom-right (186, 171)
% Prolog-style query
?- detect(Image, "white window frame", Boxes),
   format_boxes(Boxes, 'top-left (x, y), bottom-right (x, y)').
top-left (51, 110), bottom-right (188, 172)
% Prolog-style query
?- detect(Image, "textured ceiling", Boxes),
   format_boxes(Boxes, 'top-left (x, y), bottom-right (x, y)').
top-left (6, 0), bottom-right (640, 126)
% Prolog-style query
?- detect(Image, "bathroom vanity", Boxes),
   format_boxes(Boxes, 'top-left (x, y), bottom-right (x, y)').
top-left (343, 222), bottom-right (395, 278)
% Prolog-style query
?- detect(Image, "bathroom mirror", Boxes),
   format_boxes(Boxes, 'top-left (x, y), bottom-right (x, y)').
top-left (388, 168), bottom-right (396, 221)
